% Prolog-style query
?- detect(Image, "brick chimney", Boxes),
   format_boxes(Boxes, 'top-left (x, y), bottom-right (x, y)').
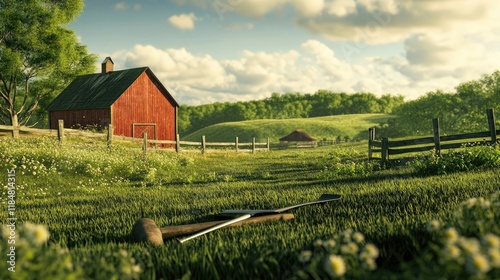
top-left (101, 57), bottom-right (114, 74)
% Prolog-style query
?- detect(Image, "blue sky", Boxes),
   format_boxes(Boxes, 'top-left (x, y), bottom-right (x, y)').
top-left (69, 0), bottom-right (500, 105)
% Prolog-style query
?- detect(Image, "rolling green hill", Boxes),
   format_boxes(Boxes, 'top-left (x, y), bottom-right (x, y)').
top-left (182, 114), bottom-right (393, 142)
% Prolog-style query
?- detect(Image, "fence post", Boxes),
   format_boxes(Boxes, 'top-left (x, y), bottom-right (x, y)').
top-left (487, 109), bottom-right (497, 144)
top-left (368, 127), bottom-right (375, 160)
top-left (107, 124), bottom-right (113, 148)
top-left (267, 137), bottom-right (270, 151)
top-left (142, 131), bottom-right (148, 155)
top-left (235, 136), bottom-right (239, 152)
top-left (57, 119), bottom-right (64, 144)
top-left (252, 137), bottom-right (256, 154)
top-left (176, 134), bottom-right (180, 153)
top-left (433, 118), bottom-right (441, 156)
top-left (381, 137), bottom-right (389, 164)
top-left (201, 135), bottom-right (206, 154)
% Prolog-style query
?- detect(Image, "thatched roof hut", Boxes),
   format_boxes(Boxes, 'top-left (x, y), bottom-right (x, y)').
top-left (279, 130), bottom-right (317, 148)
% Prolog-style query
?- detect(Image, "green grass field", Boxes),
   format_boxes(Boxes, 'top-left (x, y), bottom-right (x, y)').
top-left (0, 135), bottom-right (499, 279)
top-left (182, 114), bottom-right (393, 143)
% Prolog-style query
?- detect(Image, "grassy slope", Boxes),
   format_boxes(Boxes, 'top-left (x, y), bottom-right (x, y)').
top-left (182, 114), bottom-right (393, 142)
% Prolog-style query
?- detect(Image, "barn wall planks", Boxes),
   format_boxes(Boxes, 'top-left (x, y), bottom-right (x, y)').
top-left (49, 108), bottom-right (110, 130)
top-left (112, 71), bottom-right (176, 141)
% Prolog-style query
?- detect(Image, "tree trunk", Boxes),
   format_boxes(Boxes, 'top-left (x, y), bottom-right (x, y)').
top-left (11, 113), bottom-right (19, 138)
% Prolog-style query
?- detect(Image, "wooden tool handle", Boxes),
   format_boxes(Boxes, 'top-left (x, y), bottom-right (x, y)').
top-left (160, 213), bottom-right (294, 239)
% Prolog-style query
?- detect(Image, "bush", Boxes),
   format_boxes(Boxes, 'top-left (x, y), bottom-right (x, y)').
top-left (413, 145), bottom-right (500, 175)
top-left (0, 223), bottom-right (83, 279)
top-left (401, 191), bottom-right (500, 279)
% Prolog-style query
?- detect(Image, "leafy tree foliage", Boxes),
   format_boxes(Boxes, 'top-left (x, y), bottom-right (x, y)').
top-left (179, 91), bottom-right (404, 135)
top-left (382, 70), bottom-right (500, 137)
top-left (0, 0), bottom-right (96, 133)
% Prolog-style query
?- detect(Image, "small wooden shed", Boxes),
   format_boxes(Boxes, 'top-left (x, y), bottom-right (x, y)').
top-left (46, 57), bottom-right (179, 141)
top-left (279, 129), bottom-right (317, 148)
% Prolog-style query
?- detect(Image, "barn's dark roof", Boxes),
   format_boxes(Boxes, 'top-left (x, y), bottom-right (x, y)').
top-left (279, 130), bottom-right (316, 142)
top-left (46, 67), bottom-right (178, 111)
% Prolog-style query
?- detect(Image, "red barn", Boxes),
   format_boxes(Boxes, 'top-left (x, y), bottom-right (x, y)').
top-left (46, 57), bottom-right (178, 141)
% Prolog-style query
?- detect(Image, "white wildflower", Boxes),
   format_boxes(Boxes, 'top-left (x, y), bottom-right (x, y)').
top-left (298, 250), bottom-right (313, 263)
top-left (426, 219), bottom-right (440, 232)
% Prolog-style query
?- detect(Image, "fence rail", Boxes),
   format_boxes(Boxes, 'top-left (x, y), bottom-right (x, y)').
top-left (0, 120), bottom-right (269, 154)
top-left (368, 109), bottom-right (498, 163)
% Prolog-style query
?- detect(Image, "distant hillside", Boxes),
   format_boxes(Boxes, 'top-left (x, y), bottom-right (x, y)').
top-left (178, 92), bottom-right (404, 135)
top-left (182, 114), bottom-right (393, 143)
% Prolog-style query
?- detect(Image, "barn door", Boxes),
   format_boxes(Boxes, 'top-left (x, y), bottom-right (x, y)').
top-left (132, 123), bottom-right (157, 140)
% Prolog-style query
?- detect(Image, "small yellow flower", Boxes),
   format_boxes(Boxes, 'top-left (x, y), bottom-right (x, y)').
top-left (464, 198), bottom-right (477, 208)
top-left (132, 265), bottom-right (141, 273)
top-left (342, 229), bottom-right (353, 243)
top-left (443, 244), bottom-right (461, 259)
top-left (362, 257), bottom-right (377, 270)
top-left (341, 242), bottom-right (359, 255)
top-left (483, 233), bottom-right (500, 249)
top-left (24, 223), bottom-right (50, 245)
top-left (460, 237), bottom-right (481, 254)
top-left (314, 239), bottom-right (323, 247)
top-left (364, 243), bottom-right (379, 259)
top-left (122, 265), bottom-right (132, 276)
top-left (352, 232), bottom-right (365, 243)
top-left (324, 255), bottom-right (346, 278)
top-left (119, 249), bottom-right (128, 258)
top-left (33, 224), bottom-right (50, 244)
top-left (323, 239), bottom-right (336, 249)
top-left (488, 248), bottom-right (500, 268)
top-left (444, 227), bottom-right (459, 244)
top-left (466, 253), bottom-right (491, 275)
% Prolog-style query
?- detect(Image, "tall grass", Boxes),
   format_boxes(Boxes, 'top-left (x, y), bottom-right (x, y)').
top-left (0, 136), bottom-right (499, 279)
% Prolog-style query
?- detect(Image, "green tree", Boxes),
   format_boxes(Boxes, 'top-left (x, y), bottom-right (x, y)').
top-left (455, 70), bottom-right (500, 131)
top-left (384, 70), bottom-right (500, 138)
top-left (387, 90), bottom-right (459, 136)
top-left (0, 0), bottom-right (96, 135)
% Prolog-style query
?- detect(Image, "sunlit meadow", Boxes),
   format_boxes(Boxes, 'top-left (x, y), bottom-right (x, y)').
top-left (0, 136), bottom-right (499, 279)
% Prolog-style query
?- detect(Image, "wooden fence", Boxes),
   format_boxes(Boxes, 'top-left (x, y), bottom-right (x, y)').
top-left (0, 119), bottom-right (270, 154)
top-left (368, 109), bottom-right (499, 163)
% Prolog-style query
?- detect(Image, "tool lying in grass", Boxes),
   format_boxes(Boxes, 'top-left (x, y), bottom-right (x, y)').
top-left (132, 194), bottom-right (341, 245)
top-left (178, 193), bottom-right (342, 243)
top-left (132, 213), bottom-right (295, 246)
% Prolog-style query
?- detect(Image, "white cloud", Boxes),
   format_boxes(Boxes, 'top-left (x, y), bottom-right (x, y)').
top-left (226, 22), bottom-right (254, 31)
top-left (101, 34), bottom-right (500, 105)
top-left (114, 2), bottom-right (127, 10)
top-left (301, 0), bottom-right (500, 45)
top-left (177, 0), bottom-right (499, 46)
top-left (168, 13), bottom-right (198, 30)
top-left (384, 32), bottom-right (494, 83)
top-left (326, 0), bottom-right (356, 17)
top-left (114, 2), bottom-right (141, 11)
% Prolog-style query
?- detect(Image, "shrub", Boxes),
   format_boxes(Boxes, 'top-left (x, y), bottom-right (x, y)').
top-left (0, 223), bottom-right (83, 279)
top-left (402, 191), bottom-right (500, 279)
top-left (413, 145), bottom-right (500, 175)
